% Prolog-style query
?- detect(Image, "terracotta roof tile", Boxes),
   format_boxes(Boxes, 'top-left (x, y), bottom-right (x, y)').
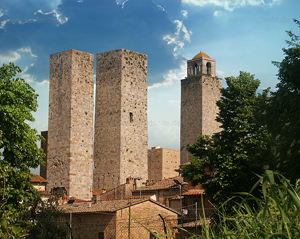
top-left (30, 174), bottom-right (48, 183)
top-left (182, 190), bottom-right (205, 196)
top-left (59, 193), bottom-right (93, 204)
top-left (59, 197), bottom-right (180, 215)
top-left (134, 176), bottom-right (185, 191)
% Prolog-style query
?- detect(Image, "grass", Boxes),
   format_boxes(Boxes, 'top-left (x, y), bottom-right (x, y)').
top-left (146, 170), bottom-right (300, 238)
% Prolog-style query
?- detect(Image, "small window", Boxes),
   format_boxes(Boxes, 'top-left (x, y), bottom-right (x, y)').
top-left (129, 112), bottom-right (133, 123)
top-left (98, 232), bottom-right (104, 239)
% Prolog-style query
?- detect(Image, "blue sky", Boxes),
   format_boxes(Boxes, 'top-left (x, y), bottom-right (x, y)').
top-left (0, 0), bottom-right (299, 172)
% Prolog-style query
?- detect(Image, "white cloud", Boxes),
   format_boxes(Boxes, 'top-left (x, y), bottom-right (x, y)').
top-left (18, 47), bottom-right (37, 58)
top-left (181, 0), bottom-right (282, 11)
top-left (19, 66), bottom-right (49, 85)
top-left (148, 61), bottom-right (186, 89)
top-left (0, 9), bottom-right (6, 18)
top-left (181, 10), bottom-right (188, 18)
top-left (216, 70), bottom-right (226, 79)
top-left (213, 10), bottom-right (222, 16)
top-left (0, 46), bottom-right (37, 62)
top-left (19, 66), bottom-right (36, 83)
top-left (0, 46), bottom-right (46, 84)
top-left (0, 19), bottom-right (9, 29)
top-left (116, 0), bottom-right (129, 8)
top-left (163, 20), bottom-right (192, 56)
top-left (156, 4), bottom-right (167, 12)
top-left (35, 9), bottom-right (68, 24)
top-left (0, 51), bottom-right (21, 62)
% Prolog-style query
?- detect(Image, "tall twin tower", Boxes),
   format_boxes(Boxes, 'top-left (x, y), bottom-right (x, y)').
top-left (47, 49), bottom-right (148, 200)
top-left (46, 49), bottom-right (221, 200)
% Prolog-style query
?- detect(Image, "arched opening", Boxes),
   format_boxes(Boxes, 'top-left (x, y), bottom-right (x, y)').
top-left (194, 63), bottom-right (198, 75)
top-left (206, 62), bottom-right (211, 75)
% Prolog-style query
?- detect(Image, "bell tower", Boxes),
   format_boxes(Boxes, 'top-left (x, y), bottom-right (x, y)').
top-left (187, 50), bottom-right (216, 77)
top-left (180, 51), bottom-right (222, 164)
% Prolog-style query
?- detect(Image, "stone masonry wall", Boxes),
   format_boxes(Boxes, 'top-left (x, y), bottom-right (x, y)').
top-left (148, 147), bottom-right (180, 182)
top-left (201, 76), bottom-right (222, 136)
top-left (180, 76), bottom-right (203, 164)
top-left (47, 49), bottom-right (94, 199)
top-left (116, 201), bottom-right (178, 238)
top-left (94, 49), bottom-right (148, 191)
top-left (40, 131), bottom-right (48, 180)
top-left (162, 148), bottom-right (180, 179)
top-left (180, 75), bottom-right (221, 164)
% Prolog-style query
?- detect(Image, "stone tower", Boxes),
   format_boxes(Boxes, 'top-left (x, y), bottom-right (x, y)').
top-left (180, 51), bottom-right (222, 164)
top-left (47, 49), bottom-right (94, 200)
top-left (93, 49), bottom-right (148, 191)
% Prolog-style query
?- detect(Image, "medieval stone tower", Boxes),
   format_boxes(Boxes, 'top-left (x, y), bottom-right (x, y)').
top-left (47, 49), bottom-right (94, 200)
top-left (180, 51), bottom-right (222, 164)
top-left (93, 49), bottom-right (148, 191)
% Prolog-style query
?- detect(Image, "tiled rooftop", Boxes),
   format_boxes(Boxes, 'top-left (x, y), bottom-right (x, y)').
top-left (182, 190), bottom-right (205, 196)
top-left (30, 174), bottom-right (48, 183)
top-left (60, 193), bottom-right (93, 204)
top-left (59, 197), bottom-right (180, 215)
top-left (134, 176), bottom-right (184, 192)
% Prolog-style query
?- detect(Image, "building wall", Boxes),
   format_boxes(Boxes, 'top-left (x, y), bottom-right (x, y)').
top-left (47, 49), bottom-right (94, 200)
top-left (94, 49), bottom-right (148, 191)
top-left (184, 194), bottom-right (213, 218)
top-left (116, 201), bottom-right (178, 239)
top-left (148, 146), bottom-right (163, 182)
top-left (65, 213), bottom-right (116, 239)
top-left (162, 148), bottom-right (180, 179)
top-left (95, 182), bottom-right (135, 201)
top-left (180, 57), bottom-right (222, 164)
top-left (40, 131), bottom-right (48, 179)
top-left (148, 146), bottom-right (180, 182)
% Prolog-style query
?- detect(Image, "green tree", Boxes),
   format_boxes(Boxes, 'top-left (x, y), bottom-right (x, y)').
top-left (267, 19), bottom-right (300, 183)
top-left (24, 197), bottom-right (67, 239)
top-left (0, 62), bottom-right (45, 219)
top-left (180, 71), bottom-right (273, 211)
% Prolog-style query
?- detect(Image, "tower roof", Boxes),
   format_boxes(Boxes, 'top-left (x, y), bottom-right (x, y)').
top-left (192, 51), bottom-right (211, 60)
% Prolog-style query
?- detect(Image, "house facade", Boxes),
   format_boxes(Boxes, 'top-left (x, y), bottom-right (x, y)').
top-left (59, 197), bottom-right (179, 239)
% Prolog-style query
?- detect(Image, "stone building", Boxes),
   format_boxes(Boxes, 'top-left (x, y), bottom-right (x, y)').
top-left (180, 51), bottom-right (222, 164)
top-left (93, 49), bottom-right (148, 191)
top-left (46, 49), bottom-right (94, 200)
top-left (30, 174), bottom-right (51, 201)
top-left (148, 146), bottom-right (180, 182)
top-left (59, 197), bottom-right (179, 239)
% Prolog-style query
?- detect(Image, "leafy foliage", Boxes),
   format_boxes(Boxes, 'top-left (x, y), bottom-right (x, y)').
top-left (267, 19), bottom-right (300, 183)
top-left (25, 197), bottom-right (68, 239)
top-left (0, 212), bottom-right (27, 239)
top-left (180, 71), bottom-right (273, 211)
top-left (0, 62), bottom-right (45, 220)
